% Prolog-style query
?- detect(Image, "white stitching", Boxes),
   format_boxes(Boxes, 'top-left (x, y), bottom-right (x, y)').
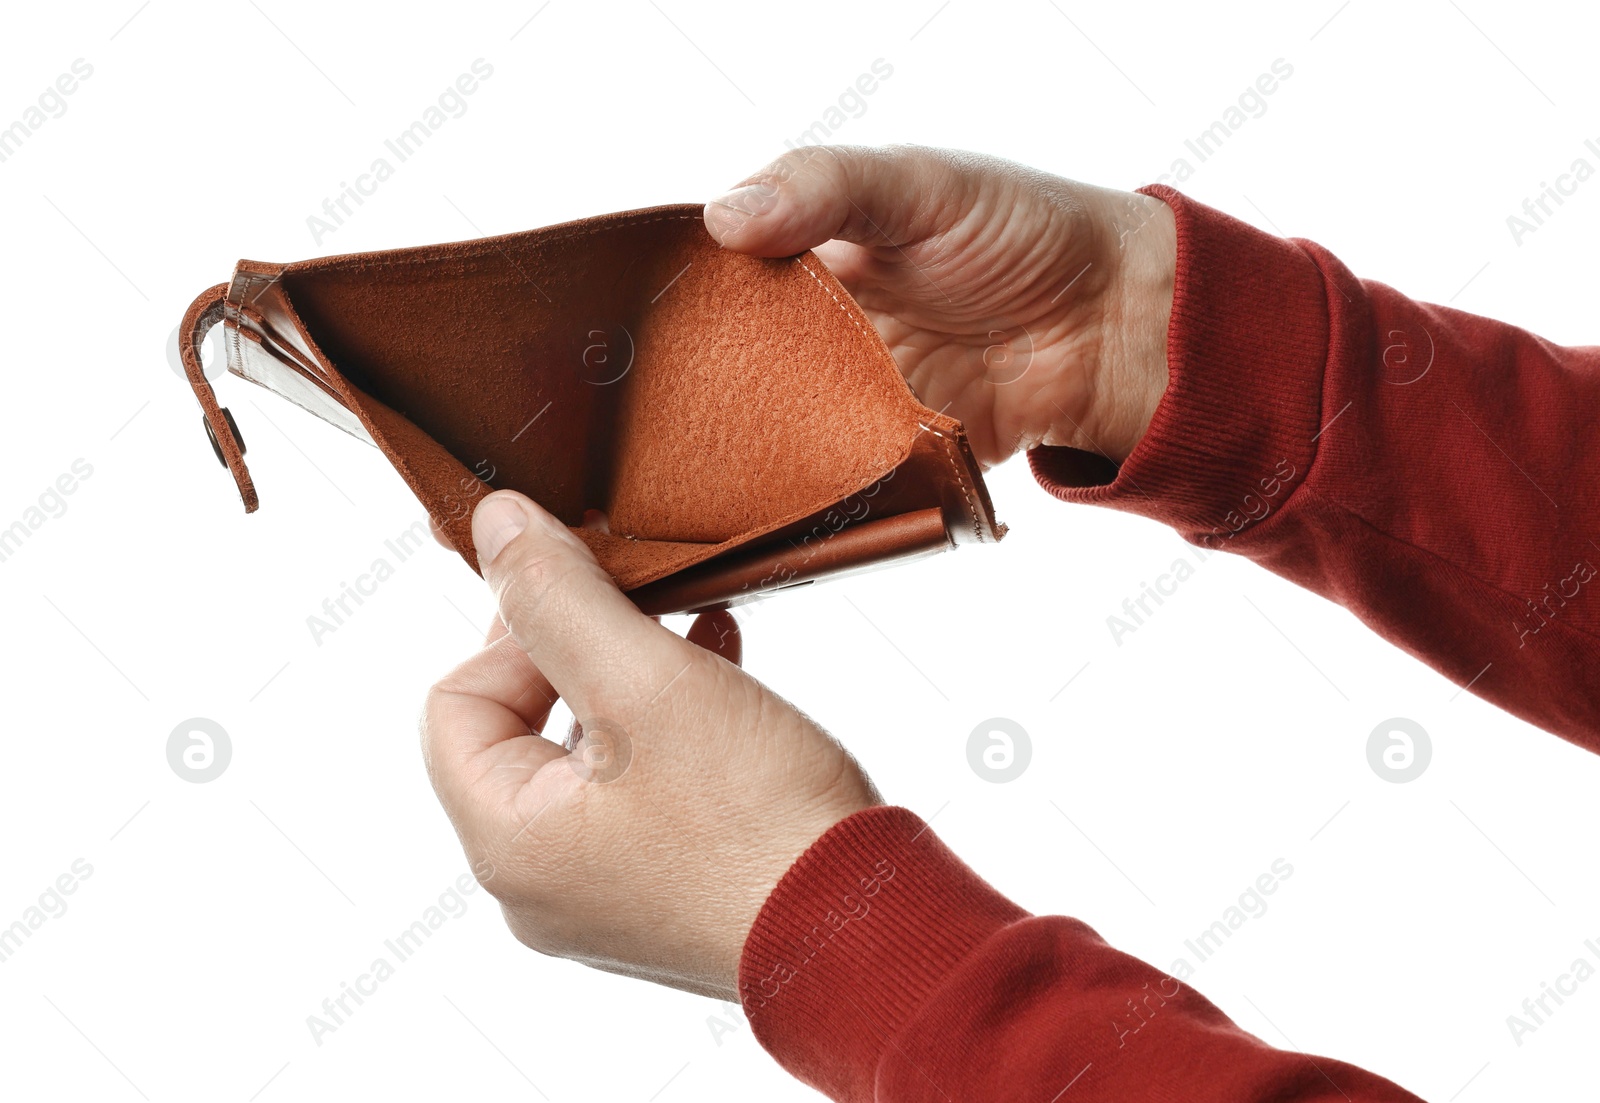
top-left (917, 424), bottom-right (984, 544)
top-left (228, 272), bottom-right (253, 380)
top-left (795, 256), bottom-right (875, 341)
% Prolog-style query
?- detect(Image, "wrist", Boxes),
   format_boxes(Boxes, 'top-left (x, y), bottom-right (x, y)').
top-left (737, 807), bottom-right (1028, 1101)
top-left (1087, 189), bottom-right (1176, 463)
top-left (723, 777), bottom-right (881, 998)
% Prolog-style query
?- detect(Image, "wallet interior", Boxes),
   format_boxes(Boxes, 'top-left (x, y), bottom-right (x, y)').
top-left (195, 205), bottom-right (1001, 608)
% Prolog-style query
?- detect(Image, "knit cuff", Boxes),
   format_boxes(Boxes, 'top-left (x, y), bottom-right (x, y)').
top-left (1029, 185), bottom-right (1337, 544)
top-left (738, 806), bottom-right (1027, 1103)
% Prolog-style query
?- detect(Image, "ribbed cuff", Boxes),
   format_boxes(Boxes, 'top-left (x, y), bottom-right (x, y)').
top-left (738, 806), bottom-right (1027, 1103)
top-left (1029, 185), bottom-right (1337, 544)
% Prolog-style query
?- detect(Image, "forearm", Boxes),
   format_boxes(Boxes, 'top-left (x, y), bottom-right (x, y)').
top-left (740, 808), bottom-right (1424, 1101)
top-left (1033, 186), bottom-right (1600, 751)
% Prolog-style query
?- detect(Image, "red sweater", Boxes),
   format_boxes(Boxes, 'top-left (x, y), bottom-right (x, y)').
top-left (737, 187), bottom-right (1600, 1101)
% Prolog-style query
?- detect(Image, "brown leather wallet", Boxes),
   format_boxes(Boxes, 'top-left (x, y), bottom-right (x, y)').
top-left (178, 204), bottom-right (1004, 615)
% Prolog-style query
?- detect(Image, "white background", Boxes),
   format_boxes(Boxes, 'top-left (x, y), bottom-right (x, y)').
top-left (1, 1), bottom-right (1597, 1100)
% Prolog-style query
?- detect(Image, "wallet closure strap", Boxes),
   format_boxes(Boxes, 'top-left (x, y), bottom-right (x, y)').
top-left (180, 283), bottom-right (257, 512)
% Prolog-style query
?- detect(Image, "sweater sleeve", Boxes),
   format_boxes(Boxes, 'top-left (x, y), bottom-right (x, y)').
top-left (1030, 185), bottom-right (1600, 753)
top-left (739, 806), bottom-right (1424, 1101)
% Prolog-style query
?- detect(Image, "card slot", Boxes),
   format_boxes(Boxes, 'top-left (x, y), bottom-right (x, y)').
top-left (628, 507), bottom-right (952, 616)
top-left (230, 321), bottom-right (344, 405)
top-left (227, 323), bottom-right (372, 444)
top-left (235, 304), bottom-right (335, 387)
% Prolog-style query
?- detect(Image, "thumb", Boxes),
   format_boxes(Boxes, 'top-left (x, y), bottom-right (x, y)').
top-left (472, 490), bottom-right (689, 719)
top-left (703, 144), bottom-right (969, 257)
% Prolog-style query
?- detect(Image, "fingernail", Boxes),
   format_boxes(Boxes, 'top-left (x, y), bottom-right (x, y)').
top-left (705, 182), bottom-right (778, 237)
top-left (472, 493), bottom-right (528, 565)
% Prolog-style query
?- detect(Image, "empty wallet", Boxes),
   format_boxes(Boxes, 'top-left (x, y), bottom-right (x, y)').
top-left (177, 204), bottom-right (1004, 615)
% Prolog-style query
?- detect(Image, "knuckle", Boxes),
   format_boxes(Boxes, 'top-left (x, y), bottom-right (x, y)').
top-left (768, 144), bottom-right (845, 190)
top-left (493, 542), bottom-right (586, 630)
top-left (765, 146), bottom-right (814, 183)
top-left (417, 686), bottom-right (453, 771)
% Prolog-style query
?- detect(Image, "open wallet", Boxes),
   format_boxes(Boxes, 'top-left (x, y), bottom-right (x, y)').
top-left (177, 204), bottom-right (1004, 615)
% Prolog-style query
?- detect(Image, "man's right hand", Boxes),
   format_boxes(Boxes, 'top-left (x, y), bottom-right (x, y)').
top-left (703, 144), bottom-right (1176, 468)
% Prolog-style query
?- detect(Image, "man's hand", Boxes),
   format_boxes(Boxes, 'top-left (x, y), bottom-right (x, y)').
top-left (704, 144), bottom-right (1176, 468)
top-left (422, 490), bottom-right (879, 999)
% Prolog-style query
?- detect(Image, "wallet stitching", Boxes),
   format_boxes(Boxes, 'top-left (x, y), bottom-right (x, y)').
top-left (794, 256), bottom-right (869, 339)
top-left (228, 272), bottom-right (254, 386)
top-left (922, 426), bottom-right (984, 544)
